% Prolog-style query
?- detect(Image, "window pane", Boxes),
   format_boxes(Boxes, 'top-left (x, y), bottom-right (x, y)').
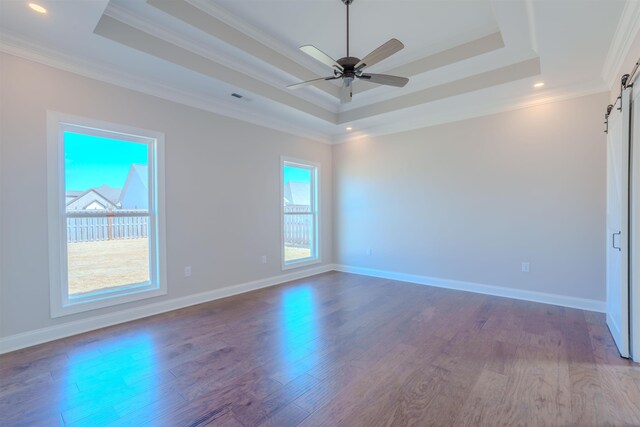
top-left (283, 161), bottom-right (317, 266)
top-left (67, 219), bottom-right (150, 296)
top-left (64, 132), bottom-right (151, 296)
top-left (65, 132), bottom-right (149, 212)
top-left (283, 165), bottom-right (311, 213)
top-left (284, 213), bottom-right (313, 262)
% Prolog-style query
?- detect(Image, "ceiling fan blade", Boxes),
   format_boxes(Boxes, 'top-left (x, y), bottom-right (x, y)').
top-left (358, 73), bottom-right (409, 88)
top-left (300, 45), bottom-right (344, 72)
top-left (288, 76), bottom-right (339, 89)
top-left (339, 82), bottom-right (352, 104)
top-left (355, 38), bottom-right (404, 70)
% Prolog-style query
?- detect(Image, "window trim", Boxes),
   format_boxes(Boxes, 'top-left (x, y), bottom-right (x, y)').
top-left (47, 112), bottom-right (167, 318)
top-left (280, 156), bottom-right (321, 270)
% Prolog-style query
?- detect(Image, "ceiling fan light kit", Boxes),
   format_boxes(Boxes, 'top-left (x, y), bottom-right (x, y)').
top-left (288, 0), bottom-right (409, 103)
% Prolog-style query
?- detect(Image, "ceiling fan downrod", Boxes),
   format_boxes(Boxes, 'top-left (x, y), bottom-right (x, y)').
top-left (343, 0), bottom-right (353, 57)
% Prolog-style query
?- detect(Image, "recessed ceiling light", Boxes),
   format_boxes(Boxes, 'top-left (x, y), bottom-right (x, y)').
top-left (346, 127), bottom-right (352, 131)
top-left (533, 82), bottom-right (545, 88)
top-left (28, 3), bottom-right (47, 13)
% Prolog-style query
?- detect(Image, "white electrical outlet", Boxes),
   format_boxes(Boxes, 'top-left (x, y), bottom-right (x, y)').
top-left (521, 262), bottom-right (530, 273)
top-left (184, 266), bottom-right (192, 277)
top-left (261, 255), bottom-right (267, 264)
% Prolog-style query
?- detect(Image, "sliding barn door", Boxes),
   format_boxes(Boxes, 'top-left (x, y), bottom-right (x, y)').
top-left (606, 87), bottom-right (631, 358)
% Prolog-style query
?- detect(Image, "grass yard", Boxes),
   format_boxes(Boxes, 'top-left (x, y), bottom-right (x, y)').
top-left (284, 245), bottom-right (311, 261)
top-left (67, 239), bottom-right (312, 296)
top-left (67, 238), bottom-right (149, 296)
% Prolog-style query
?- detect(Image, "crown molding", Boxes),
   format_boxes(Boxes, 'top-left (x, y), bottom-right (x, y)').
top-left (99, 11), bottom-right (517, 127)
top-left (148, 0), bottom-right (342, 100)
top-left (1, 33), bottom-right (606, 147)
top-left (0, 34), bottom-right (332, 144)
top-left (185, 0), bottom-right (330, 78)
top-left (0, 32), bottom-right (609, 148)
top-left (94, 14), bottom-right (337, 124)
top-left (105, 3), bottom-right (337, 113)
top-left (139, 0), bottom-right (513, 111)
top-left (157, 0), bottom-right (510, 106)
top-left (602, 0), bottom-right (640, 89)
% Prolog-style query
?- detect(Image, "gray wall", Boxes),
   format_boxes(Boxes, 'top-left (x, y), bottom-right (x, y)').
top-left (0, 51), bottom-right (612, 341)
top-left (333, 92), bottom-right (608, 302)
top-left (0, 53), bottom-right (333, 338)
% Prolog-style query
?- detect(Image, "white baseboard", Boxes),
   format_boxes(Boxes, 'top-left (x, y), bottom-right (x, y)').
top-left (333, 264), bottom-right (606, 313)
top-left (0, 264), bottom-right (333, 355)
top-left (0, 263), bottom-right (607, 354)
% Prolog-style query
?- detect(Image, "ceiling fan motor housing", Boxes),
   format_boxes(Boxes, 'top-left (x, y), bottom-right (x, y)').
top-left (337, 57), bottom-right (361, 78)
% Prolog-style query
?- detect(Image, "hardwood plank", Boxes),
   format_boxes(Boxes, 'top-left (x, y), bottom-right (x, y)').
top-left (587, 323), bottom-right (640, 426)
top-left (298, 343), bottom-right (418, 426)
top-left (0, 352), bottom-right (69, 388)
top-left (498, 345), bottom-right (572, 426)
top-left (257, 402), bottom-right (309, 427)
top-left (452, 369), bottom-right (508, 427)
top-left (105, 390), bottom-right (188, 426)
top-left (179, 365), bottom-right (282, 403)
top-left (64, 406), bottom-right (120, 427)
top-left (400, 333), bottom-right (491, 425)
top-left (0, 271), bottom-right (638, 427)
top-left (202, 411), bottom-right (244, 427)
top-left (382, 365), bottom-right (448, 426)
top-left (231, 373), bottom-right (319, 426)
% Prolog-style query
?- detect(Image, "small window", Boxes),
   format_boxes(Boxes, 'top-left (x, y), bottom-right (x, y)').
top-left (48, 113), bottom-right (166, 317)
top-left (282, 158), bottom-right (319, 269)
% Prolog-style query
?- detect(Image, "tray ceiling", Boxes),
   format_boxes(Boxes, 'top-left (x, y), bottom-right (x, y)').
top-left (0, 0), bottom-right (629, 143)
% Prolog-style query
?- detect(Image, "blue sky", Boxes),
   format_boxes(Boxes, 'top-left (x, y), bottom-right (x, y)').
top-left (65, 132), bottom-right (308, 191)
top-left (64, 132), bottom-right (148, 191)
top-left (284, 165), bottom-right (310, 184)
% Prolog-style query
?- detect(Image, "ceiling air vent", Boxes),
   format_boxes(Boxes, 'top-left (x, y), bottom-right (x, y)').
top-left (231, 93), bottom-right (243, 99)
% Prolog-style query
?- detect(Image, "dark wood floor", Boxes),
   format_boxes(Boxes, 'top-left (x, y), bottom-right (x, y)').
top-left (1, 271), bottom-right (639, 426)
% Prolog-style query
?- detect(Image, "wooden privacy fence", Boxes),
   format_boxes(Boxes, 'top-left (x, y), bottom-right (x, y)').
top-left (66, 210), bottom-right (149, 242)
top-left (284, 205), bottom-right (313, 247)
top-left (67, 208), bottom-right (312, 245)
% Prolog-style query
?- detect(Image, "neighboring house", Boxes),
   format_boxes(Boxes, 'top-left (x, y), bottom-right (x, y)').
top-left (283, 181), bottom-right (310, 207)
top-left (92, 184), bottom-right (122, 205)
top-left (65, 164), bottom-right (148, 211)
top-left (65, 190), bottom-right (84, 205)
top-left (120, 164), bottom-right (148, 210)
top-left (65, 187), bottom-right (120, 211)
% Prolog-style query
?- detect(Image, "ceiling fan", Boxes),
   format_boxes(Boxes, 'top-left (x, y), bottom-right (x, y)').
top-left (287, 0), bottom-right (409, 103)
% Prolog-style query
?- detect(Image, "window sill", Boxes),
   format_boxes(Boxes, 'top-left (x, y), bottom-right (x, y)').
top-left (51, 285), bottom-right (167, 318)
top-left (282, 257), bottom-right (321, 271)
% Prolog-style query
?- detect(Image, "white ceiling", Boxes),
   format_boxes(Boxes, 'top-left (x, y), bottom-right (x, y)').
top-left (0, 0), bottom-right (630, 143)
top-left (213, 0), bottom-right (498, 68)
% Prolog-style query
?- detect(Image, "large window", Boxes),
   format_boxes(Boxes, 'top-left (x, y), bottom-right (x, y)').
top-left (282, 158), bottom-right (319, 269)
top-left (48, 113), bottom-right (165, 317)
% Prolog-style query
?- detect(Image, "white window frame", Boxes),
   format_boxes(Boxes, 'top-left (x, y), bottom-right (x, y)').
top-left (47, 112), bottom-right (167, 317)
top-left (281, 156), bottom-right (320, 270)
